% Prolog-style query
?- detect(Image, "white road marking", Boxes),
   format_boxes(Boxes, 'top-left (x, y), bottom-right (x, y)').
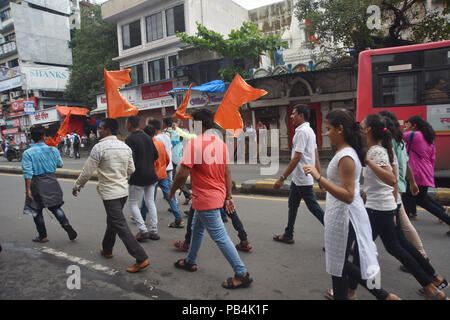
top-left (38, 246), bottom-right (119, 276)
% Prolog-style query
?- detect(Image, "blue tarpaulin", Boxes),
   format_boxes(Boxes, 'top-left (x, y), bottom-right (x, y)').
top-left (169, 80), bottom-right (226, 98)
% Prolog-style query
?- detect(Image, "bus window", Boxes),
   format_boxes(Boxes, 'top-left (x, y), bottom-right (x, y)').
top-left (424, 71), bottom-right (450, 104)
top-left (424, 48), bottom-right (450, 67)
top-left (380, 74), bottom-right (418, 106)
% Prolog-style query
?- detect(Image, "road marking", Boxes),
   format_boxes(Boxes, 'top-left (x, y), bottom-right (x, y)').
top-left (0, 172), bottom-right (97, 185)
top-left (233, 194), bottom-right (326, 204)
top-left (38, 246), bottom-right (119, 276)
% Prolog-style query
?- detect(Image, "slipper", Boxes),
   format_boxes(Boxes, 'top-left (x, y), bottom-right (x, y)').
top-left (324, 288), bottom-right (357, 300)
top-left (418, 278), bottom-right (448, 296)
top-left (222, 273), bottom-right (253, 289)
top-left (169, 221), bottom-right (185, 228)
top-left (32, 237), bottom-right (49, 243)
top-left (236, 241), bottom-right (252, 252)
top-left (174, 259), bottom-right (197, 272)
top-left (173, 240), bottom-right (189, 252)
top-left (273, 234), bottom-right (294, 244)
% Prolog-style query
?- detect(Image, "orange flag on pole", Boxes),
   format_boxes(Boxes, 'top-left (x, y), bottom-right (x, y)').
top-left (173, 84), bottom-right (193, 120)
top-left (214, 74), bottom-right (267, 137)
top-left (45, 110), bottom-right (72, 147)
top-left (104, 69), bottom-right (139, 119)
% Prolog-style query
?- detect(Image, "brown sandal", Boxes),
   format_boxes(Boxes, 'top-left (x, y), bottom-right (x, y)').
top-left (222, 273), bottom-right (253, 289)
top-left (174, 259), bottom-right (197, 272)
top-left (273, 234), bottom-right (294, 244)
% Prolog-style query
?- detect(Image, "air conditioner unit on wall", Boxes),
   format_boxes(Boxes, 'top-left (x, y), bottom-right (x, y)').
top-left (0, 94), bottom-right (8, 102)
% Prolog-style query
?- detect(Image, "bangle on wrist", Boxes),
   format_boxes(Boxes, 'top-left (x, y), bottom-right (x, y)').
top-left (317, 175), bottom-right (322, 183)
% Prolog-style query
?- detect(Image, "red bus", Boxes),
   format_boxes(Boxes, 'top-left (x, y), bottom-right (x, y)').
top-left (356, 40), bottom-right (450, 185)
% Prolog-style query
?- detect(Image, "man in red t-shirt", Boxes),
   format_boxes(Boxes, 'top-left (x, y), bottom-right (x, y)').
top-left (168, 109), bottom-right (252, 289)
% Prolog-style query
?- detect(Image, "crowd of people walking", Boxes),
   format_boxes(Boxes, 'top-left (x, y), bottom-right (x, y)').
top-left (8, 104), bottom-right (449, 299)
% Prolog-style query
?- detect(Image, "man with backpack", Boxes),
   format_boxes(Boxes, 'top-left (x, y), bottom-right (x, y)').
top-left (72, 131), bottom-right (81, 159)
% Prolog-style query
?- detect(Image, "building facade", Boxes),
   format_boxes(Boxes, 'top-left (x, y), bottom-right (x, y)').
top-left (0, 0), bottom-right (82, 144)
top-left (98, 0), bottom-right (248, 135)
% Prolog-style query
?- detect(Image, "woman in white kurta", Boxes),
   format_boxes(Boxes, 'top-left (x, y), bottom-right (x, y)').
top-left (303, 109), bottom-right (382, 300)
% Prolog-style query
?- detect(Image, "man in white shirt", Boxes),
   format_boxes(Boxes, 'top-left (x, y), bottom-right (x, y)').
top-left (273, 104), bottom-right (324, 244)
top-left (72, 118), bottom-right (149, 273)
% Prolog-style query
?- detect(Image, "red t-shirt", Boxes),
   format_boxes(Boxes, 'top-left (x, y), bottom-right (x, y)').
top-left (181, 134), bottom-right (229, 211)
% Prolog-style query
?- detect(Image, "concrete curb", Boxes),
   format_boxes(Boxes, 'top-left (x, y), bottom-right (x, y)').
top-left (237, 179), bottom-right (450, 205)
top-left (0, 165), bottom-right (97, 181)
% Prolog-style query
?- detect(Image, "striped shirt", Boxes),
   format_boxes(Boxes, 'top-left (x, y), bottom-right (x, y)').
top-left (22, 143), bottom-right (63, 179)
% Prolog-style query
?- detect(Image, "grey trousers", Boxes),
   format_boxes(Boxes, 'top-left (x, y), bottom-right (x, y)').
top-left (102, 196), bottom-right (148, 263)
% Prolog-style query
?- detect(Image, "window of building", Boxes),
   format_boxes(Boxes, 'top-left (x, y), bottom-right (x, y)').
top-left (166, 5), bottom-right (185, 36)
top-left (169, 55), bottom-right (184, 78)
top-left (148, 58), bottom-right (166, 82)
top-left (4, 33), bottom-right (15, 42)
top-left (0, 8), bottom-right (11, 20)
top-left (8, 59), bottom-right (19, 68)
top-left (146, 12), bottom-right (163, 42)
top-left (128, 64), bottom-right (144, 86)
top-left (122, 20), bottom-right (141, 50)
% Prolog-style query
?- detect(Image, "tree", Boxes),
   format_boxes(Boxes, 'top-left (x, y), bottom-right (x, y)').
top-left (65, 5), bottom-right (119, 109)
top-left (177, 22), bottom-right (288, 81)
top-left (294, 0), bottom-right (450, 59)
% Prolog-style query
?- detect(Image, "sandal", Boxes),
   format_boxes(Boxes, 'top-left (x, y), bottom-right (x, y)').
top-left (424, 289), bottom-right (449, 300)
top-left (222, 273), bottom-right (253, 289)
top-left (273, 234), bottom-right (294, 244)
top-left (418, 278), bottom-right (449, 296)
top-left (148, 232), bottom-right (160, 240)
top-left (173, 240), bottom-right (189, 252)
top-left (324, 288), bottom-right (357, 300)
top-left (32, 237), bottom-right (49, 243)
top-left (236, 241), bottom-right (252, 252)
top-left (169, 220), bottom-right (185, 228)
top-left (174, 259), bottom-right (197, 272)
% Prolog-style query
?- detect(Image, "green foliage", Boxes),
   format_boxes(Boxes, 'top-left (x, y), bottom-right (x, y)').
top-left (177, 22), bottom-right (288, 81)
top-left (295, 0), bottom-right (450, 59)
top-left (65, 5), bottom-right (119, 109)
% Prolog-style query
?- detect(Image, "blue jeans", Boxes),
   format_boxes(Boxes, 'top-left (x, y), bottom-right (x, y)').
top-left (33, 206), bottom-right (70, 239)
top-left (141, 175), bottom-right (182, 221)
top-left (285, 183), bottom-right (324, 238)
top-left (186, 208), bottom-right (247, 276)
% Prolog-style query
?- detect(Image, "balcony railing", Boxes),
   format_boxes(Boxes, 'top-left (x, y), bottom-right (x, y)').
top-left (0, 40), bottom-right (16, 58)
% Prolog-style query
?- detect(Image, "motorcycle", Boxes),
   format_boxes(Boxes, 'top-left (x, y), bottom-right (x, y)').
top-left (5, 145), bottom-right (22, 162)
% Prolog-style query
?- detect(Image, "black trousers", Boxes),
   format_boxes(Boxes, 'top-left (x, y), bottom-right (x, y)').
top-left (102, 197), bottom-right (148, 263)
top-left (402, 183), bottom-right (450, 225)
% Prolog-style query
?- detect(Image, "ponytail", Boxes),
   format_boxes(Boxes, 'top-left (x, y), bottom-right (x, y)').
top-left (365, 114), bottom-right (394, 164)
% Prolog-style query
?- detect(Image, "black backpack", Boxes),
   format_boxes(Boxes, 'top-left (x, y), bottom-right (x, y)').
top-left (73, 134), bottom-right (80, 146)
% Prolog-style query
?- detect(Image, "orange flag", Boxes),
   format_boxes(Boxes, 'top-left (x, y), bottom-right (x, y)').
top-left (173, 84), bottom-right (193, 120)
top-left (45, 110), bottom-right (72, 147)
top-left (104, 69), bottom-right (139, 119)
top-left (214, 74), bottom-right (267, 137)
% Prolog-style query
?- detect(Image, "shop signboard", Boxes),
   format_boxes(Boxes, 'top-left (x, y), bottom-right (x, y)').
top-left (11, 97), bottom-right (37, 112)
top-left (24, 101), bottom-right (36, 115)
top-left (31, 108), bottom-right (60, 125)
top-left (141, 81), bottom-right (173, 100)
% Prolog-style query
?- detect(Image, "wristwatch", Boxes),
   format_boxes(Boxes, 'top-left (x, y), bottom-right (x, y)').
top-left (279, 175), bottom-right (286, 181)
top-left (226, 196), bottom-right (232, 200)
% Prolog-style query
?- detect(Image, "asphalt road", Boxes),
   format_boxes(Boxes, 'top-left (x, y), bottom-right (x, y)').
top-left (1, 172), bottom-right (449, 301)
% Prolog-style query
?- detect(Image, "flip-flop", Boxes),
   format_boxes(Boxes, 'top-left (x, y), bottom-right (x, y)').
top-left (169, 221), bottom-right (185, 228)
top-left (173, 240), bottom-right (189, 252)
top-left (273, 234), bottom-right (294, 244)
top-left (324, 288), bottom-right (357, 300)
top-left (32, 237), bottom-right (49, 243)
top-left (236, 242), bottom-right (252, 252)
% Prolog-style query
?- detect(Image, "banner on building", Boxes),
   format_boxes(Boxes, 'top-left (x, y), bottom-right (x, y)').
top-left (21, 65), bottom-right (70, 91)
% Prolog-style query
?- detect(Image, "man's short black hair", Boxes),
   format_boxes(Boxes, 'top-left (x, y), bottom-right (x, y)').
top-left (127, 116), bottom-right (140, 129)
top-left (101, 118), bottom-right (119, 135)
top-left (149, 119), bottom-right (161, 131)
top-left (293, 104), bottom-right (310, 121)
top-left (163, 117), bottom-right (173, 127)
top-left (143, 125), bottom-right (156, 137)
top-left (192, 109), bottom-right (214, 130)
top-left (30, 125), bottom-right (46, 142)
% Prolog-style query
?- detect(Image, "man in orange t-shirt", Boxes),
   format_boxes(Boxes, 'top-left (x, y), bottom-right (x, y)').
top-left (168, 109), bottom-right (252, 289)
top-left (142, 125), bottom-right (184, 228)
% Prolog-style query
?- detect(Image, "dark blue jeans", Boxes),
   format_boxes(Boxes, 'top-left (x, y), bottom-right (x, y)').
top-left (284, 183), bottom-right (324, 238)
top-left (33, 206), bottom-right (70, 239)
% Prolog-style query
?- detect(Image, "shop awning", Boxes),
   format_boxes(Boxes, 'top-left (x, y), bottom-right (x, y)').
top-left (56, 106), bottom-right (90, 117)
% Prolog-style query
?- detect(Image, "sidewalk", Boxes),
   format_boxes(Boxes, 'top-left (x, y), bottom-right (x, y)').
top-left (1, 163), bottom-right (449, 205)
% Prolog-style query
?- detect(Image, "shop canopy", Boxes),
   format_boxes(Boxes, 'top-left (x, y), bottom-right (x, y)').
top-left (169, 80), bottom-right (226, 98)
top-left (56, 106), bottom-right (90, 117)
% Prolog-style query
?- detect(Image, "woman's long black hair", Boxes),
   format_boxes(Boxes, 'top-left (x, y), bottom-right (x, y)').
top-left (365, 113), bottom-right (394, 164)
top-left (379, 110), bottom-right (404, 148)
top-left (326, 109), bottom-right (366, 165)
top-left (406, 115), bottom-right (435, 145)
